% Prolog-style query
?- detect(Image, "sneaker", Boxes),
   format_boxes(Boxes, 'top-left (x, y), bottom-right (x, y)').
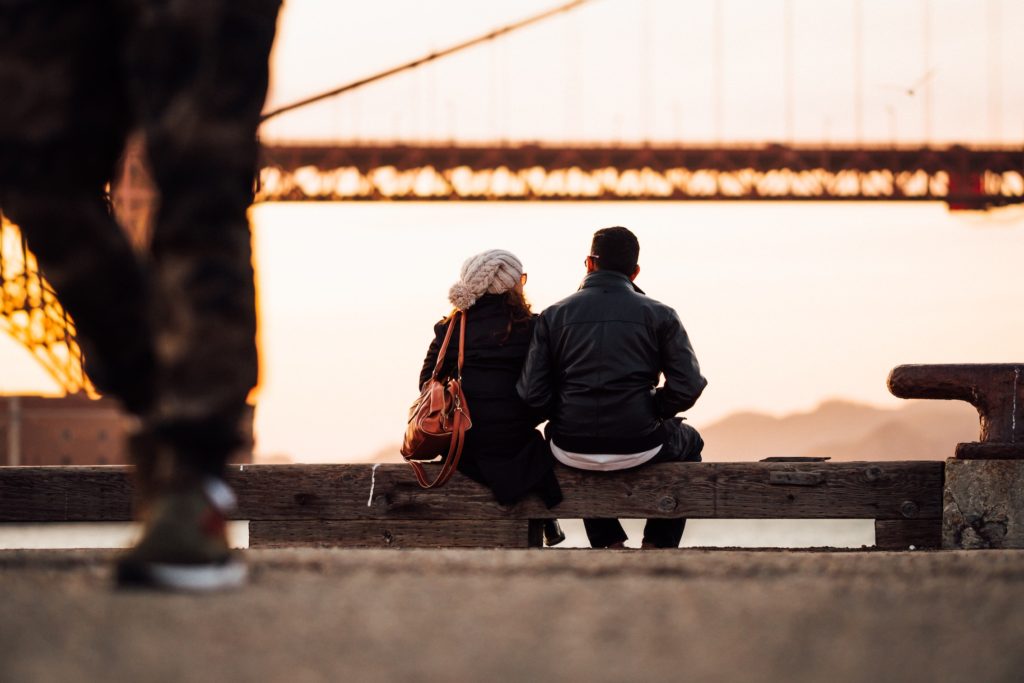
top-left (116, 477), bottom-right (246, 591)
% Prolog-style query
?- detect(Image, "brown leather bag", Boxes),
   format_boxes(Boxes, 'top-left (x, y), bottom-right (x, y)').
top-left (400, 310), bottom-right (472, 488)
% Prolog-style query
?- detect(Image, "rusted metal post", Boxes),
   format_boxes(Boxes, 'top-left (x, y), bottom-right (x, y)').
top-left (888, 363), bottom-right (1024, 459)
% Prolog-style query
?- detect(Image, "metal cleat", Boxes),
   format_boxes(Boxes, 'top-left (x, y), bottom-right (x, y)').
top-left (888, 363), bottom-right (1024, 459)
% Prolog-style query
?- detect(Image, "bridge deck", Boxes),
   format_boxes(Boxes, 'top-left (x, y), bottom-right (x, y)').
top-left (258, 143), bottom-right (1024, 207)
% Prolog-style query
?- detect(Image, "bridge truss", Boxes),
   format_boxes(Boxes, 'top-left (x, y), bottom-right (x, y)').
top-left (0, 139), bottom-right (151, 395)
top-left (0, 214), bottom-right (93, 394)
top-left (259, 143), bottom-right (1024, 210)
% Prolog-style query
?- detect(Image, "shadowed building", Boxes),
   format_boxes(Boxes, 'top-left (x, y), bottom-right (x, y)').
top-left (0, 395), bottom-right (253, 467)
top-left (0, 395), bottom-right (132, 466)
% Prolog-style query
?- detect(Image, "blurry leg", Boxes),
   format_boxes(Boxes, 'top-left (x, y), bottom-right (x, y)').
top-left (583, 518), bottom-right (628, 548)
top-left (114, 1), bottom-right (279, 590)
top-left (125, 0), bottom-right (280, 478)
top-left (0, 2), bottom-right (155, 415)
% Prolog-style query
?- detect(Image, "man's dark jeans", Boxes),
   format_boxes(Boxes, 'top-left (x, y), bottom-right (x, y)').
top-left (583, 419), bottom-right (704, 549)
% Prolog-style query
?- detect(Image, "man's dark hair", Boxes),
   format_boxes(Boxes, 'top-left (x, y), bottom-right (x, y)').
top-left (589, 226), bottom-right (639, 276)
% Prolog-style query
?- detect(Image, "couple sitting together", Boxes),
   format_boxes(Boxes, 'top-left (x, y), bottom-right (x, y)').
top-left (418, 226), bottom-right (707, 549)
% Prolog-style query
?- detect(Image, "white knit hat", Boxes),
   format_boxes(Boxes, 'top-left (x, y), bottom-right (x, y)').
top-left (448, 249), bottom-right (524, 310)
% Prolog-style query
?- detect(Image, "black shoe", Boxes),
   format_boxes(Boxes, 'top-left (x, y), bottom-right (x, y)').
top-left (543, 519), bottom-right (566, 547)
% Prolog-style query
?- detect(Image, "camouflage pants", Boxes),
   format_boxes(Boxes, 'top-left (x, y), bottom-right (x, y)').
top-left (0, 1), bottom-right (280, 477)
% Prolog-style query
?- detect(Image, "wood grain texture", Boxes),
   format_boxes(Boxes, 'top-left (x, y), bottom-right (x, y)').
top-left (0, 466), bottom-right (133, 522)
top-left (249, 519), bottom-right (532, 548)
top-left (875, 519), bottom-right (942, 550)
top-left (711, 462), bottom-right (943, 520)
top-left (0, 461), bottom-right (944, 522)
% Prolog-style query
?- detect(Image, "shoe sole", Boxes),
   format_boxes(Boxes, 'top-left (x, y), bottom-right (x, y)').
top-left (117, 560), bottom-right (248, 592)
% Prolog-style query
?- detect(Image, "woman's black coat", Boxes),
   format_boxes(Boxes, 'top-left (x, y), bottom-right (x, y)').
top-left (418, 294), bottom-right (561, 507)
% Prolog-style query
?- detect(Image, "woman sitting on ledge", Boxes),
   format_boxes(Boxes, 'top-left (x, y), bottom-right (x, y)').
top-left (419, 249), bottom-right (564, 544)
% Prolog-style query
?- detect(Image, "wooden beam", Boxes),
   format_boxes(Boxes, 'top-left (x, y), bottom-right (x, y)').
top-left (711, 462), bottom-right (943, 520)
top-left (234, 462), bottom-right (944, 521)
top-left (249, 519), bottom-right (533, 549)
top-left (874, 519), bottom-right (942, 550)
top-left (0, 466), bottom-right (133, 522)
top-left (0, 461), bottom-right (943, 522)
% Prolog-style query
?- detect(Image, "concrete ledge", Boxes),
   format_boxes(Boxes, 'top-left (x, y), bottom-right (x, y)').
top-left (943, 459), bottom-right (1024, 549)
top-left (3, 549), bottom-right (1024, 682)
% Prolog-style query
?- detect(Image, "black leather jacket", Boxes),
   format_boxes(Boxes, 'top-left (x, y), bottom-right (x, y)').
top-left (516, 270), bottom-right (707, 453)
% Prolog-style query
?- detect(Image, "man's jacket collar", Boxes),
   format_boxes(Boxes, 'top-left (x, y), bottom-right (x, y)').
top-left (579, 269), bottom-right (646, 295)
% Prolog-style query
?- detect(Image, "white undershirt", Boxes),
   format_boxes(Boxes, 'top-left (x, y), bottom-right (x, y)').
top-left (550, 440), bottom-right (662, 472)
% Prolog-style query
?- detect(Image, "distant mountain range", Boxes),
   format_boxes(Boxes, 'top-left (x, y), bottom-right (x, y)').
top-left (698, 398), bottom-right (978, 461)
top-left (282, 398), bottom-right (980, 465)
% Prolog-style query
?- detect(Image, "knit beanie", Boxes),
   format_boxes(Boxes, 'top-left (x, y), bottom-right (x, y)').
top-left (448, 249), bottom-right (524, 310)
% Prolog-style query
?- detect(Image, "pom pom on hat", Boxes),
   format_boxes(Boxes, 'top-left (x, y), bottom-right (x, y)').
top-left (447, 281), bottom-right (479, 311)
top-left (448, 249), bottom-right (523, 310)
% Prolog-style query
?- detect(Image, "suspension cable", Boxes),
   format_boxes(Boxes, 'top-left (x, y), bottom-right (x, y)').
top-left (259, 0), bottom-right (593, 123)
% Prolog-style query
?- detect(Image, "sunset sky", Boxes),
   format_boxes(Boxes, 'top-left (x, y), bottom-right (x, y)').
top-left (262, 0), bottom-right (1024, 144)
top-left (1, 0), bottom-right (1022, 461)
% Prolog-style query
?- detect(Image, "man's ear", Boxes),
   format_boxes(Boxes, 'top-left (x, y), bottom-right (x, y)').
top-left (629, 265), bottom-right (641, 281)
top-left (585, 256), bottom-right (599, 273)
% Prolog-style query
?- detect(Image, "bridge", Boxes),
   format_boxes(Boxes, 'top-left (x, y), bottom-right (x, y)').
top-left (1, 0), bottom-right (1023, 393)
top-left (258, 142), bottom-right (1023, 208)
top-left (253, 0), bottom-right (1023, 209)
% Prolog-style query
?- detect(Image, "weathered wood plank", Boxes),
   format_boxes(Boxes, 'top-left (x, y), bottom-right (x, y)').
top-left (228, 462), bottom-right (943, 520)
top-left (875, 519), bottom-right (942, 550)
top-left (0, 466), bottom-right (133, 522)
top-left (249, 519), bottom-right (533, 548)
top-left (0, 461), bottom-right (944, 522)
top-left (712, 462), bottom-right (944, 520)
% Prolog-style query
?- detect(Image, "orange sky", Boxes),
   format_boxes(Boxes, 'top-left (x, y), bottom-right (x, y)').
top-left (263, 0), bottom-right (1024, 144)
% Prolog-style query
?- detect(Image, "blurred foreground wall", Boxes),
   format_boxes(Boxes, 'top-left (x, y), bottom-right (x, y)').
top-left (0, 395), bottom-right (132, 466)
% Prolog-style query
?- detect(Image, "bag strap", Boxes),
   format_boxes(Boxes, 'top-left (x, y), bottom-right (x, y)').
top-left (413, 310), bottom-right (469, 489)
top-left (456, 308), bottom-right (466, 378)
top-left (429, 310), bottom-right (464, 381)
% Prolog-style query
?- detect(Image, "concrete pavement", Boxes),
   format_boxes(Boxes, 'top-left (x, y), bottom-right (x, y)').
top-left (3, 548), bottom-right (1023, 682)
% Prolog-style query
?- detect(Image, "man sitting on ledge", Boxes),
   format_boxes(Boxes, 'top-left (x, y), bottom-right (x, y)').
top-left (517, 226), bottom-right (707, 549)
